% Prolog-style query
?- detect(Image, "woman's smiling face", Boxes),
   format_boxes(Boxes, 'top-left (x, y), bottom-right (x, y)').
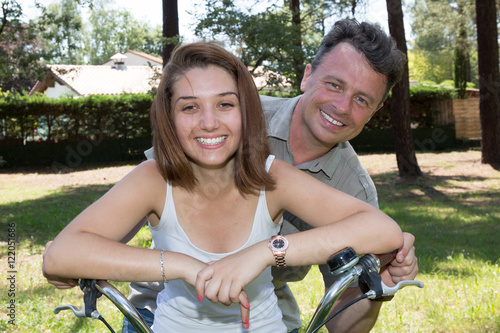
top-left (172, 65), bottom-right (242, 170)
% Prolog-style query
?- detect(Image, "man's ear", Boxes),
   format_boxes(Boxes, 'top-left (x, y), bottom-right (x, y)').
top-left (368, 103), bottom-right (384, 120)
top-left (300, 64), bottom-right (313, 93)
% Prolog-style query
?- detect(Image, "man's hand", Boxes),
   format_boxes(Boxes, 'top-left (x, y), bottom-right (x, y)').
top-left (380, 232), bottom-right (418, 286)
top-left (42, 241), bottom-right (79, 289)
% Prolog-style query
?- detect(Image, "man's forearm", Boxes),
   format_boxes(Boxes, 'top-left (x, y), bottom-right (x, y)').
top-left (325, 287), bottom-right (382, 333)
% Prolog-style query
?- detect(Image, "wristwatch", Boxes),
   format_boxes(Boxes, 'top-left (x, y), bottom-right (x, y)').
top-left (268, 235), bottom-right (289, 268)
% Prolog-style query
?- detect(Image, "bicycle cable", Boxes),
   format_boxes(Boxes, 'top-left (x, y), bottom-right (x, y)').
top-left (309, 293), bottom-right (369, 333)
top-left (98, 315), bottom-right (116, 333)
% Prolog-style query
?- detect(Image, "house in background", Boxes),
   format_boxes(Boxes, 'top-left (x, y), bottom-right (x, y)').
top-left (29, 50), bottom-right (163, 98)
top-left (29, 49), bottom-right (287, 98)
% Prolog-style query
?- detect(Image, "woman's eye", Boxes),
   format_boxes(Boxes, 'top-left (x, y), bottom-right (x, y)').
top-left (218, 102), bottom-right (234, 109)
top-left (182, 105), bottom-right (198, 112)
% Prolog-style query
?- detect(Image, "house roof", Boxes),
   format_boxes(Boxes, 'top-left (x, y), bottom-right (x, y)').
top-left (100, 50), bottom-right (163, 66)
top-left (125, 50), bottom-right (163, 65)
top-left (30, 64), bottom-right (161, 96)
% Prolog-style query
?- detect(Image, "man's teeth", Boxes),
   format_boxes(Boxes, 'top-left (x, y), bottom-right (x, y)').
top-left (321, 110), bottom-right (345, 127)
top-left (196, 136), bottom-right (226, 145)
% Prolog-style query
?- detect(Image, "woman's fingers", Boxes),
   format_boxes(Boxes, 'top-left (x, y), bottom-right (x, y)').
top-left (239, 290), bottom-right (250, 329)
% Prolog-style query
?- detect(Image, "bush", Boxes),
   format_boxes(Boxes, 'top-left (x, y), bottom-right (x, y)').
top-left (0, 93), bottom-right (154, 144)
top-left (0, 93), bottom-right (154, 167)
top-left (0, 86), bottom-right (458, 166)
top-left (364, 85), bottom-right (455, 130)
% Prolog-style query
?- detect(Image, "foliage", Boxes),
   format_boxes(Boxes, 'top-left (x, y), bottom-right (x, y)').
top-left (193, 0), bottom-right (365, 94)
top-left (34, 0), bottom-right (164, 65)
top-left (363, 85), bottom-right (455, 131)
top-left (0, 0), bottom-right (47, 93)
top-left (2, 0), bottom-right (163, 94)
top-left (410, 0), bottom-right (478, 87)
top-left (85, 0), bottom-right (163, 64)
top-left (36, 0), bottom-right (85, 64)
top-left (0, 93), bottom-right (154, 144)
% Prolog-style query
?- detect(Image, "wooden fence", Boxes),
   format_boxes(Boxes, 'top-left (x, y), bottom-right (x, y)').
top-left (452, 99), bottom-right (481, 140)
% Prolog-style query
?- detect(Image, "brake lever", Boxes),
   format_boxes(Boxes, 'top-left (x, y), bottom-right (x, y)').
top-left (54, 279), bottom-right (102, 319)
top-left (379, 279), bottom-right (424, 297)
top-left (358, 253), bottom-right (424, 300)
top-left (54, 304), bottom-right (87, 318)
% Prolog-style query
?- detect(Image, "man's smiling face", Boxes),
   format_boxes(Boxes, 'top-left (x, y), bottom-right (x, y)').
top-left (297, 42), bottom-right (387, 148)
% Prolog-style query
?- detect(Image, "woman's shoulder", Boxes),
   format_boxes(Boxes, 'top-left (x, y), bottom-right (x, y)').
top-left (268, 157), bottom-right (297, 178)
top-left (268, 157), bottom-right (324, 192)
top-left (126, 159), bottom-right (165, 186)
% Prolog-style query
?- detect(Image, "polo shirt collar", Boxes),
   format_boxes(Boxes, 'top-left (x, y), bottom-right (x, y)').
top-left (266, 94), bottom-right (344, 179)
top-left (267, 95), bottom-right (302, 141)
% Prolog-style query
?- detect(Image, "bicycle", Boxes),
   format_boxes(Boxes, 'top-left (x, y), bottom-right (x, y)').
top-left (54, 247), bottom-right (423, 333)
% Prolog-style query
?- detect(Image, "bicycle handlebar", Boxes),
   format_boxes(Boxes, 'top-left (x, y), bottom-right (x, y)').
top-left (95, 280), bottom-right (153, 333)
top-left (54, 279), bottom-right (153, 333)
top-left (54, 248), bottom-right (422, 333)
top-left (304, 248), bottom-right (424, 333)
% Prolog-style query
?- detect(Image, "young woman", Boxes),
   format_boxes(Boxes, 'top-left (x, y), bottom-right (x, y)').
top-left (43, 42), bottom-right (403, 332)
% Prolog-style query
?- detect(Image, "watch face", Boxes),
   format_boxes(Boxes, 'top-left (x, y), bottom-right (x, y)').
top-left (272, 239), bottom-right (285, 249)
top-left (271, 236), bottom-right (288, 250)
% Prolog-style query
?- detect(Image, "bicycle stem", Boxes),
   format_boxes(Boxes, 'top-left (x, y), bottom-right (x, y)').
top-left (303, 248), bottom-right (423, 333)
top-left (304, 265), bottom-right (363, 333)
top-left (95, 280), bottom-right (153, 333)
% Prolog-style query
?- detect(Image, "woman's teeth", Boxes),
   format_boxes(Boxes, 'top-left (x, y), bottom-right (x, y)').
top-left (196, 136), bottom-right (227, 145)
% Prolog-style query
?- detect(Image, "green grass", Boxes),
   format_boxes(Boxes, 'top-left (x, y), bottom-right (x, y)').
top-left (1, 150), bottom-right (499, 332)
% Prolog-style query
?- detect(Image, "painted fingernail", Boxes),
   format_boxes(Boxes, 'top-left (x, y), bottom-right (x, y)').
top-left (247, 303), bottom-right (250, 308)
top-left (198, 296), bottom-right (203, 302)
top-left (244, 318), bottom-right (249, 324)
top-left (245, 323), bottom-right (249, 329)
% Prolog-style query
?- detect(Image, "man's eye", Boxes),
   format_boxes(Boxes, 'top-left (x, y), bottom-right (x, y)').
top-left (356, 96), bottom-right (367, 104)
top-left (328, 82), bottom-right (340, 89)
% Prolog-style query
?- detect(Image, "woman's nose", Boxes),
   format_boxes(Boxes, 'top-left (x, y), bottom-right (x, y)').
top-left (199, 107), bottom-right (220, 131)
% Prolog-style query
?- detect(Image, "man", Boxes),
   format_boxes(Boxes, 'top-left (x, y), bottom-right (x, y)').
top-left (124, 19), bottom-right (418, 333)
top-left (46, 19), bottom-right (418, 333)
top-left (261, 19), bottom-right (418, 332)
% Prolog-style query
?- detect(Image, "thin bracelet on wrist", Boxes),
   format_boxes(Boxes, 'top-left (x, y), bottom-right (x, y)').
top-left (160, 250), bottom-right (168, 284)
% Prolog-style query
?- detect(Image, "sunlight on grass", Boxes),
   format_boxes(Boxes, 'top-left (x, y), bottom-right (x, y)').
top-left (1, 150), bottom-right (499, 332)
top-left (288, 256), bottom-right (500, 333)
top-left (372, 254), bottom-right (500, 333)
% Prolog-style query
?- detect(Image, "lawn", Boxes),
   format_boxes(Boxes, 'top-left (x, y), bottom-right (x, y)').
top-left (0, 149), bottom-right (499, 332)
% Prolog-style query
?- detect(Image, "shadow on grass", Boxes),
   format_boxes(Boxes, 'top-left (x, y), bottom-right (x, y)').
top-left (0, 159), bottom-right (142, 175)
top-left (372, 171), bottom-right (500, 274)
top-left (0, 184), bottom-right (112, 257)
top-left (2, 167), bottom-right (498, 277)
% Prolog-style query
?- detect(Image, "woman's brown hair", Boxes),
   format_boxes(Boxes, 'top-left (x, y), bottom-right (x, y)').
top-left (150, 42), bottom-right (274, 194)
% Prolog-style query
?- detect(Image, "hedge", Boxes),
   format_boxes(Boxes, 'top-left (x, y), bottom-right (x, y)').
top-left (0, 86), bottom-right (457, 167)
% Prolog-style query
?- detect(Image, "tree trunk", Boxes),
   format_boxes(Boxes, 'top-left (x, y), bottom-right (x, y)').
top-left (289, 0), bottom-right (304, 93)
top-left (475, 0), bottom-right (500, 169)
top-left (454, 2), bottom-right (468, 99)
top-left (386, 0), bottom-right (422, 178)
top-left (162, 0), bottom-right (179, 65)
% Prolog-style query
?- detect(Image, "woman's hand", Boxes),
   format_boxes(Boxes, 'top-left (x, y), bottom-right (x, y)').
top-left (194, 245), bottom-right (269, 329)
